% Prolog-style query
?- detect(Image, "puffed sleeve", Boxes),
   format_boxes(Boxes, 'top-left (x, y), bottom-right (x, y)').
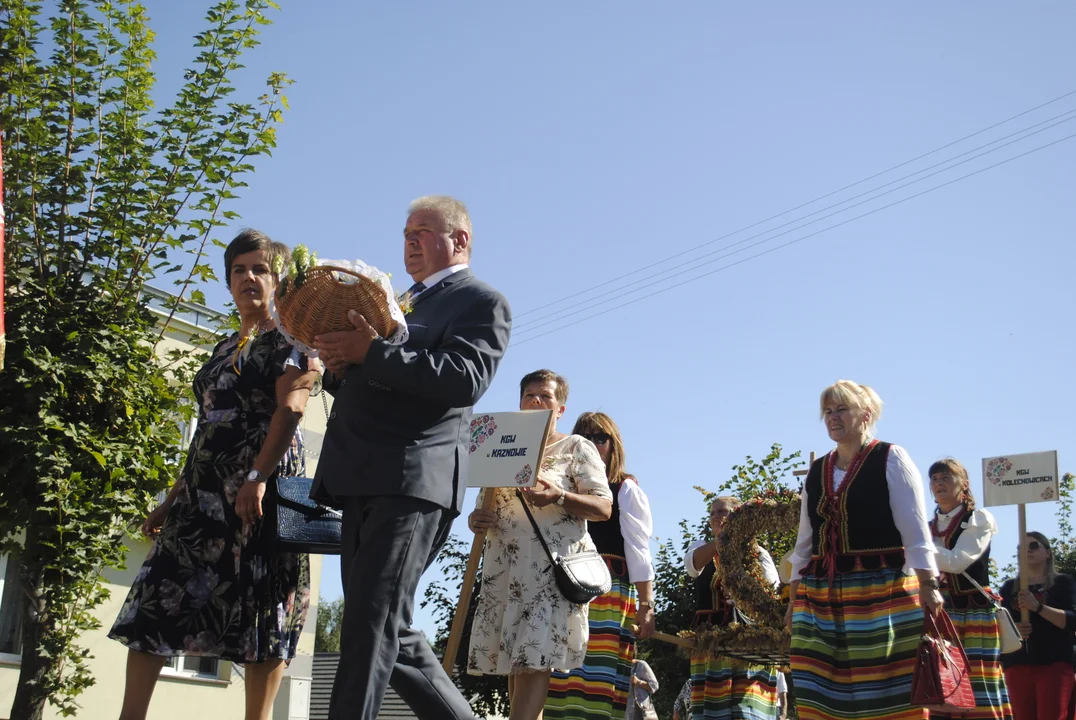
top-left (789, 487), bottom-right (814, 578)
top-left (934, 508), bottom-right (997, 574)
top-left (618, 480), bottom-right (655, 583)
top-left (273, 331), bottom-right (310, 377)
top-left (685, 538), bottom-right (709, 578)
top-left (571, 437), bottom-right (613, 500)
top-left (887, 445), bottom-right (938, 573)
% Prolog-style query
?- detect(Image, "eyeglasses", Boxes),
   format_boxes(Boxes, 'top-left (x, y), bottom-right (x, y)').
top-left (581, 432), bottom-right (611, 446)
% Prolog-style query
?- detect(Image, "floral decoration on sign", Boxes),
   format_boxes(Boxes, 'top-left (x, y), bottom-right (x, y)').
top-left (469, 415), bottom-right (498, 454)
top-left (985, 457), bottom-right (1012, 486)
top-left (1042, 486), bottom-right (1055, 500)
top-left (514, 464), bottom-right (533, 486)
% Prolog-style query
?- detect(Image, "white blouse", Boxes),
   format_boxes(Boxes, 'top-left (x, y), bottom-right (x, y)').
top-left (618, 479), bottom-right (656, 584)
top-left (789, 444), bottom-right (938, 577)
top-left (931, 506), bottom-right (997, 574)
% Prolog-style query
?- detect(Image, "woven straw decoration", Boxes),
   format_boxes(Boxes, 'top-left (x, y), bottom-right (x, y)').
top-left (276, 265), bottom-right (399, 347)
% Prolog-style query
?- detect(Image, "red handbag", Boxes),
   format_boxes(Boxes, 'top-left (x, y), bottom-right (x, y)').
top-left (910, 609), bottom-right (976, 712)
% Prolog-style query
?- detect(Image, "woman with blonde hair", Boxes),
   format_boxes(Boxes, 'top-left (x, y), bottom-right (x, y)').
top-left (546, 411), bottom-right (655, 719)
top-left (787, 380), bottom-right (941, 720)
top-left (929, 457), bottom-right (1012, 720)
top-left (1000, 532), bottom-right (1076, 720)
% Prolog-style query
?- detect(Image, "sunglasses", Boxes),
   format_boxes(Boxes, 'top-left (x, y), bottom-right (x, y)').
top-left (1024, 541), bottom-right (1043, 552)
top-left (582, 432), bottom-right (611, 446)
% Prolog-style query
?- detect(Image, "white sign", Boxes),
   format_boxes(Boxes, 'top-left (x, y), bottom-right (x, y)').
top-left (466, 410), bottom-right (553, 488)
top-left (981, 451), bottom-right (1060, 507)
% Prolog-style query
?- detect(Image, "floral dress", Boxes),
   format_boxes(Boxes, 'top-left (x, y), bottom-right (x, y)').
top-left (467, 435), bottom-right (611, 675)
top-left (109, 329), bottom-right (312, 663)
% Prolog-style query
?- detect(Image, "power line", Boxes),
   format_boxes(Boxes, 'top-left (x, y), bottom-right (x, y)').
top-left (513, 108), bottom-right (1076, 335)
top-left (512, 89), bottom-right (1076, 321)
top-left (509, 130), bottom-right (1076, 347)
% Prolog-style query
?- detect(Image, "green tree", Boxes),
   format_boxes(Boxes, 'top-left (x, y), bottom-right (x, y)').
top-left (642, 443), bottom-right (803, 719)
top-left (421, 535), bottom-right (510, 719)
top-left (315, 595), bottom-right (345, 653)
top-left (0, 1), bottom-right (290, 716)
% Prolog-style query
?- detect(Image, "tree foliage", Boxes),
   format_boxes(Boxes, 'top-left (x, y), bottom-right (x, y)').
top-left (0, 1), bottom-right (289, 716)
top-left (314, 595), bottom-right (344, 654)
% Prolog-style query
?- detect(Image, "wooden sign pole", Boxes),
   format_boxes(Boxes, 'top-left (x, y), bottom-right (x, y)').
top-left (1018, 504), bottom-right (1029, 623)
top-left (792, 452), bottom-right (817, 479)
top-left (441, 489), bottom-right (495, 674)
top-left (632, 625), bottom-right (695, 650)
top-left (441, 412), bottom-right (556, 674)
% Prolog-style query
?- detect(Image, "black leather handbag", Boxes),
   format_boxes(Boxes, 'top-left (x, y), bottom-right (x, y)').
top-left (515, 490), bottom-right (611, 604)
top-left (271, 475), bottom-right (343, 555)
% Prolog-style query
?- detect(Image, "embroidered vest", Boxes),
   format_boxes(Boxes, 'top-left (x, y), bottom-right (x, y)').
top-left (934, 506), bottom-right (992, 608)
top-left (803, 440), bottom-right (905, 576)
top-left (693, 558), bottom-right (734, 628)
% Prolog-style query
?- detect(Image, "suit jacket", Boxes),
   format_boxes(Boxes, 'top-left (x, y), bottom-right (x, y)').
top-left (312, 268), bottom-right (511, 515)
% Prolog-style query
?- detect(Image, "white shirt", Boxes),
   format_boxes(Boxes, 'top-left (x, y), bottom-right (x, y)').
top-left (618, 480), bottom-right (656, 583)
top-left (931, 506), bottom-right (997, 574)
top-left (413, 263), bottom-right (469, 295)
top-left (789, 444), bottom-right (938, 577)
top-left (685, 539), bottom-right (780, 587)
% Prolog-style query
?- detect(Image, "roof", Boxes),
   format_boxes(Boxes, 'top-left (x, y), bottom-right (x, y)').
top-left (311, 653), bottom-right (418, 719)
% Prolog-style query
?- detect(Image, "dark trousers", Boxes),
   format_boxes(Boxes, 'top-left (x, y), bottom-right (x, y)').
top-left (328, 495), bottom-right (477, 720)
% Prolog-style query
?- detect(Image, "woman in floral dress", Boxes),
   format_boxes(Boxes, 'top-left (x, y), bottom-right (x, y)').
top-left (109, 230), bottom-right (319, 720)
top-left (466, 368), bottom-right (613, 720)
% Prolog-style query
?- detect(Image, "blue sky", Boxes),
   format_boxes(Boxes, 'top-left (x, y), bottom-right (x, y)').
top-left (144, 2), bottom-right (1076, 635)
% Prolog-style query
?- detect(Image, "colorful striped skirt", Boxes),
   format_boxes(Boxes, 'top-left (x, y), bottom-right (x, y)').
top-left (930, 597), bottom-right (1013, 720)
top-left (689, 650), bottom-right (778, 720)
top-left (790, 567), bottom-right (926, 720)
top-left (545, 557), bottom-right (636, 719)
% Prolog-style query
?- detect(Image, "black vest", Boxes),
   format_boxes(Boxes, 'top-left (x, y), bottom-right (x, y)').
top-left (935, 507), bottom-right (992, 608)
top-left (803, 440), bottom-right (905, 575)
top-left (588, 480), bottom-right (626, 560)
top-left (693, 559), bottom-right (734, 628)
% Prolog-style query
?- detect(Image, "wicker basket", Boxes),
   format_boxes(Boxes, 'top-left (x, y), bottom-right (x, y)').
top-left (275, 265), bottom-right (399, 348)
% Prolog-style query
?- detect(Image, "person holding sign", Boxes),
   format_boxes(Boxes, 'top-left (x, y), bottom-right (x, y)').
top-left (787, 380), bottom-right (942, 720)
top-left (928, 458), bottom-right (1013, 720)
top-left (545, 411), bottom-right (656, 720)
top-left (466, 369), bottom-right (613, 720)
top-left (999, 532), bottom-right (1076, 720)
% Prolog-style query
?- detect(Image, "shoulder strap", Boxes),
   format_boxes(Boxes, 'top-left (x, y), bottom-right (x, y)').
top-left (515, 490), bottom-right (558, 567)
top-left (961, 571), bottom-right (1001, 606)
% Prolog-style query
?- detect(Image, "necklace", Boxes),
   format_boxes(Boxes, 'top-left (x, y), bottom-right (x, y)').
top-left (233, 318), bottom-right (273, 374)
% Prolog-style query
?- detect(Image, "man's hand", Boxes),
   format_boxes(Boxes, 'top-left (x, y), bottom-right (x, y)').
top-left (315, 310), bottom-right (379, 374)
top-left (468, 509), bottom-right (498, 533)
top-left (521, 478), bottom-right (563, 508)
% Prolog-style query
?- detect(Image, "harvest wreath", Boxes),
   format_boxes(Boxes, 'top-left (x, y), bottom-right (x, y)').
top-left (681, 489), bottom-right (801, 665)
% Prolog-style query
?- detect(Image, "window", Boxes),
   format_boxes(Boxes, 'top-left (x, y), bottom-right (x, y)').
top-left (0, 554), bottom-right (24, 659)
top-left (161, 655), bottom-right (220, 679)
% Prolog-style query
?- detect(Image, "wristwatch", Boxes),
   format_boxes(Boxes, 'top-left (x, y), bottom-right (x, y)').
top-left (555, 488), bottom-right (567, 506)
top-left (638, 600), bottom-right (653, 610)
top-left (1034, 600), bottom-right (1045, 614)
top-left (924, 578), bottom-right (940, 590)
top-left (245, 469), bottom-right (264, 484)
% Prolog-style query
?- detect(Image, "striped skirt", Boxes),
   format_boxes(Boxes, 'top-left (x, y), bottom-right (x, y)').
top-left (930, 598), bottom-right (1013, 720)
top-left (545, 558), bottom-right (636, 719)
top-left (791, 567), bottom-right (926, 720)
top-left (689, 650), bottom-right (778, 719)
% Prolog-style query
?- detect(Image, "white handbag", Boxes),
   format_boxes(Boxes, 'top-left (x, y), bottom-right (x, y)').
top-left (961, 572), bottom-right (1023, 655)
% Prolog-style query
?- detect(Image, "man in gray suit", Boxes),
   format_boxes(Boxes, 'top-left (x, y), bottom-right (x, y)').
top-left (312, 196), bottom-right (511, 720)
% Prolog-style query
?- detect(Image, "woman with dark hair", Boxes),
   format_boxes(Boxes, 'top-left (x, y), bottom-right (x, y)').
top-left (928, 457), bottom-right (1012, 720)
top-left (1000, 532), bottom-right (1076, 720)
top-left (109, 230), bottom-right (319, 720)
top-left (545, 411), bottom-right (655, 719)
